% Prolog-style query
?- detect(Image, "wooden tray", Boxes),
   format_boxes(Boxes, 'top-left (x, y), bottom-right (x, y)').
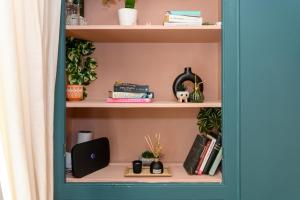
top-left (124, 166), bottom-right (172, 177)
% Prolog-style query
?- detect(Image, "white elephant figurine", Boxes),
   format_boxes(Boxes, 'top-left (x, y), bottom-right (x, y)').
top-left (176, 91), bottom-right (189, 103)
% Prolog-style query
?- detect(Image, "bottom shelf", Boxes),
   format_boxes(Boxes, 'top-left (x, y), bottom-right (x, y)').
top-left (66, 163), bottom-right (222, 183)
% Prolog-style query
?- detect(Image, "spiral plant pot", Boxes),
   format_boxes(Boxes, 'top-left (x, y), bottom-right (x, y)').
top-left (118, 8), bottom-right (137, 26)
top-left (172, 67), bottom-right (203, 99)
top-left (66, 85), bottom-right (83, 101)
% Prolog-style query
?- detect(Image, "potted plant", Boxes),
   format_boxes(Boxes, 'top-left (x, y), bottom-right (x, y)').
top-left (66, 37), bottom-right (98, 101)
top-left (140, 150), bottom-right (155, 166)
top-left (176, 83), bottom-right (189, 103)
top-left (197, 108), bottom-right (222, 135)
top-left (118, 0), bottom-right (137, 25)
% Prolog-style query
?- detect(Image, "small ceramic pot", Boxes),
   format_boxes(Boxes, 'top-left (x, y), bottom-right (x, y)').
top-left (66, 85), bottom-right (83, 101)
top-left (139, 156), bottom-right (155, 166)
top-left (176, 91), bottom-right (189, 103)
top-left (150, 158), bottom-right (164, 174)
top-left (118, 8), bottom-right (137, 26)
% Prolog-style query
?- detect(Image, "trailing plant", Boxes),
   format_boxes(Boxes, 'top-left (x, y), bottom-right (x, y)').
top-left (125, 0), bottom-right (135, 8)
top-left (197, 108), bottom-right (222, 135)
top-left (66, 37), bottom-right (98, 98)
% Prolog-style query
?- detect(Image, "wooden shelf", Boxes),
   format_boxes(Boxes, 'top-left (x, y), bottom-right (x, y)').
top-left (66, 163), bottom-right (222, 183)
top-left (66, 99), bottom-right (221, 108)
top-left (66, 25), bottom-right (221, 43)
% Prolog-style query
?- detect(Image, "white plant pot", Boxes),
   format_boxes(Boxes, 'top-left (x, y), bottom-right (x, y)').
top-left (118, 8), bottom-right (137, 26)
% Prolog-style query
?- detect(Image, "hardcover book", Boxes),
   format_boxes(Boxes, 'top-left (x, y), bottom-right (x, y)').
top-left (208, 147), bottom-right (222, 176)
top-left (114, 82), bottom-right (149, 93)
top-left (168, 10), bottom-right (201, 17)
top-left (195, 140), bottom-right (211, 174)
top-left (183, 134), bottom-right (207, 175)
top-left (198, 134), bottom-right (216, 175)
top-left (164, 15), bottom-right (202, 23)
top-left (202, 133), bottom-right (222, 174)
top-left (108, 91), bottom-right (154, 99)
top-left (106, 98), bottom-right (152, 103)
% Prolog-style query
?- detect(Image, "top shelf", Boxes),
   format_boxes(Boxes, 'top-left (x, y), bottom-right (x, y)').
top-left (66, 25), bottom-right (221, 43)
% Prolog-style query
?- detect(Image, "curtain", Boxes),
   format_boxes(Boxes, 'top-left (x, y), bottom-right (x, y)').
top-left (0, 0), bottom-right (61, 199)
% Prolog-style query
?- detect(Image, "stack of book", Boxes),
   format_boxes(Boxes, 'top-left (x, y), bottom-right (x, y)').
top-left (106, 82), bottom-right (154, 103)
top-left (183, 133), bottom-right (222, 176)
top-left (163, 10), bottom-right (202, 27)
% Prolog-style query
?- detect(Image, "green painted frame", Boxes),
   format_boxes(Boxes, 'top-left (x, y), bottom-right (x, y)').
top-left (54, 0), bottom-right (240, 199)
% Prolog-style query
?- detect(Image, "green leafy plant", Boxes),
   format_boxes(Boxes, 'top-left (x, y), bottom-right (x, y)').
top-left (177, 83), bottom-right (187, 91)
top-left (197, 108), bottom-right (222, 134)
top-left (125, 0), bottom-right (135, 8)
top-left (66, 37), bottom-right (98, 98)
top-left (142, 151), bottom-right (155, 158)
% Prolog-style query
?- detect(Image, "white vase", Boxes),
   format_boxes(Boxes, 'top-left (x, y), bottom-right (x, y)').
top-left (118, 8), bottom-right (137, 26)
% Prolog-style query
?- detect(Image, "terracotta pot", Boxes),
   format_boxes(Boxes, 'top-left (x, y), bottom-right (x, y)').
top-left (66, 85), bottom-right (83, 101)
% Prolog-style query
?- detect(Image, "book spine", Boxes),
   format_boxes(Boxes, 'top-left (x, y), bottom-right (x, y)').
top-left (209, 147), bottom-right (223, 176)
top-left (163, 22), bottom-right (202, 27)
top-left (195, 140), bottom-right (211, 174)
top-left (109, 91), bottom-right (154, 99)
top-left (114, 85), bottom-right (149, 93)
top-left (169, 10), bottom-right (201, 17)
top-left (106, 98), bottom-right (152, 103)
top-left (198, 135), bottom-right (216, 175)
top-left (202, 134), bottom-right (222, 174)
top-left (183, 135), bottom-right (207, 175)
top-left (165, 15), bottom-right (202, 22)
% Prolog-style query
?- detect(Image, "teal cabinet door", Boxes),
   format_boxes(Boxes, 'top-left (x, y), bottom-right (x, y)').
top-left (240, 1), bottom-right (300, 200)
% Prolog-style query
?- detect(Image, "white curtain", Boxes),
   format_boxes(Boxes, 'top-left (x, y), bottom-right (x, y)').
top-left (0, 0), bottom-right (61, 199)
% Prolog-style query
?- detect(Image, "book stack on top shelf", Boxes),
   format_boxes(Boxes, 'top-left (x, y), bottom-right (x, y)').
top-left (183, 133), bottom-right (222, 176)
top-left (107, 82), bottom-right (154, 103)
top-left (163, 10), bottom-right (203, 27)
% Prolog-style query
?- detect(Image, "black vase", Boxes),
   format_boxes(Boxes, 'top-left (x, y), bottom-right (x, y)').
top-left (150, 159), bottom-right (164, 174)
top-left (172, 67), bottom-right (203, 98)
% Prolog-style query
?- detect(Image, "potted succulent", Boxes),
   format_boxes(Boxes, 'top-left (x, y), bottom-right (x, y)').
top-left (197, 108), bottom-right (222, 135)
top-left (176, 83), bottom-right (189, 103)
top-left (66, 37), bottom-right (98, 101)
top-left (140, 150), bottom-right (155, 166)
top-left (118, 0), bottom-right (137, 25)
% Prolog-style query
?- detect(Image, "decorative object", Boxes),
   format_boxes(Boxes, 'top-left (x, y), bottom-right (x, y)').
top-left (172, 67), bottom-right (203, 100)
top-left (66, 0), bottom-right (86, 25)
top-left (197, 108), bottom-right (222, 135)
top-left (176, 91), bottom-right (189, 103)
top-left (118, 0), bottom-right (137, 25)
top-left (132, 160), bottom-right (142, 174)
top-left (124, 166), bottom-right (172, 177)
top-left (66, 37), bottom-right (98, 100)
top-left (77, 130), bottom-right (93, 144)
top-left (176, 83), bottom-right (189, 103)
top-left (140, 151), bottom-right (155, 166)
top-left (144, 134), bottom-right (164, 174)
top-left (189, 75), bottom-right (204, 103)
top-left (66, 84), bottom-right (83, 101)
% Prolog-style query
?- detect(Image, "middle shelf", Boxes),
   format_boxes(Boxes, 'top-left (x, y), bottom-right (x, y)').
top-left (66, 100), bottom-right (221, 108)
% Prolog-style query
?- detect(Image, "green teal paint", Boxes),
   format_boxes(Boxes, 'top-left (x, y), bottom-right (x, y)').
top-left (54, 0), bottom-right (240, 199)
top-left (240, 1), bottom-right (300, 200)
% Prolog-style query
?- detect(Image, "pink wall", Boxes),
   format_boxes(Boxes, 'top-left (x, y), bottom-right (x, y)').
top-left (85, 0), bottom-right (221, 25)
top-left (67, 0), bottom-right (221, 163)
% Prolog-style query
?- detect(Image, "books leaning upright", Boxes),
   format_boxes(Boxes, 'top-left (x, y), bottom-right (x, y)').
top-left (183, 134), bottom-right (208, 175)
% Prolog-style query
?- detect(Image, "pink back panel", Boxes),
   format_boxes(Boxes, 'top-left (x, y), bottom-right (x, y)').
top-left (85, 0), bottom-right (220, 25)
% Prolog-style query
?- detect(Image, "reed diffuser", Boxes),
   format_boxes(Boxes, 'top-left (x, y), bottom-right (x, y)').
top-left (144, 133), bottom-right (164, 174)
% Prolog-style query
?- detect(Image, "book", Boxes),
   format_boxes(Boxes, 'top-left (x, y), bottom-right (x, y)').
top-left (108, 91), bottom-right (154, 99)
top-left (195, 140), bottom-right (211, 174)
top-left (169, 10), bottom-right (201, 17)
top-left (164, 14), bottom-right (202, 23)
top-left (198, 134), bottom-right (216, 175)
top-left (202, 133), bottom-right (222, 174)
top-left (106, 98), bottom-right (153, 103)
top-left (163, 22), bottom-right (202, 27)
top-left (183, 134), bottom-right (207, 175)
top-left (209, 147), bottom-right (222, 176)
top-left (114, 82), bottom-right (149, 93)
